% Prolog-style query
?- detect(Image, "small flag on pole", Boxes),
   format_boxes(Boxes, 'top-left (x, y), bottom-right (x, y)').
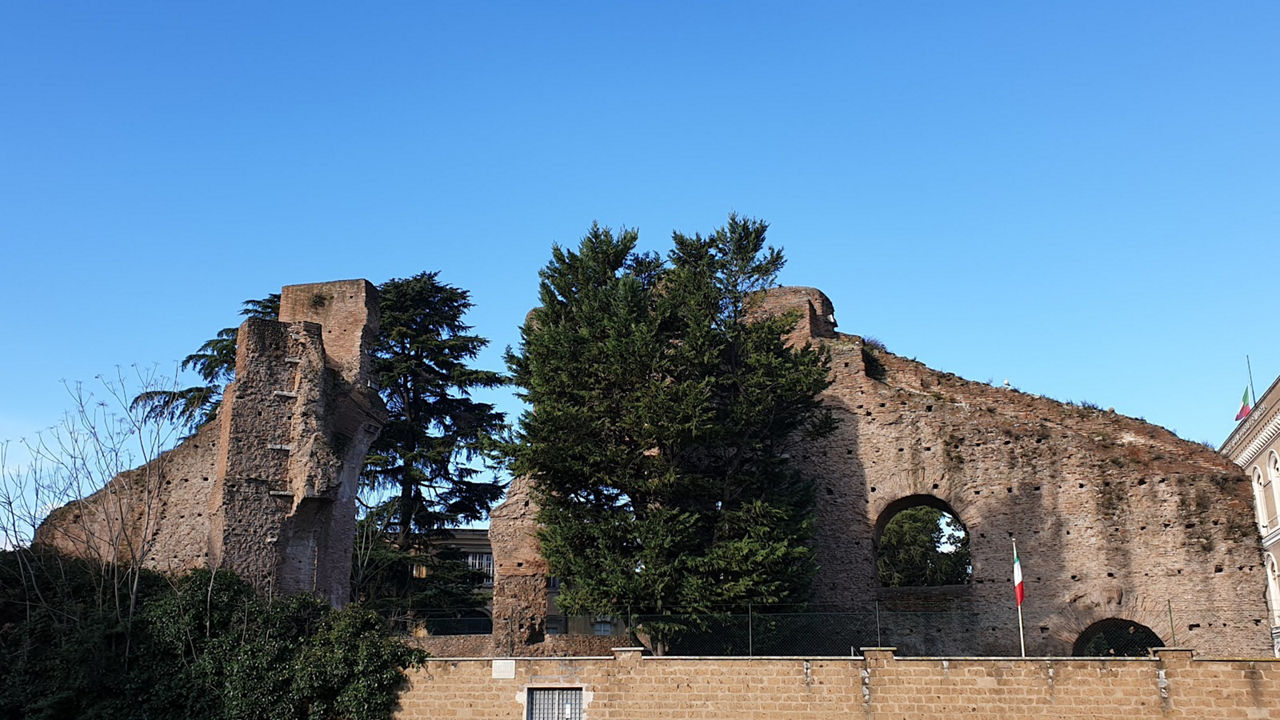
top-left (1013, 546), bottom-right (1025, 606)
top-left (1236, 386), bottom-right (1253, 421)
top-left (1012, 539), bottom-right (1026, 656)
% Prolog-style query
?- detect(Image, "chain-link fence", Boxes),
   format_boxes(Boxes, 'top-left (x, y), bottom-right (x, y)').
top-left (392, 601), bottom-right (1274, 658)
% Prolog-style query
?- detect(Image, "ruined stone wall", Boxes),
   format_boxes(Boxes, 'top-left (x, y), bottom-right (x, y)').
top-left (488, 285), bottom-right (1270, 656)
top-left (38, 421), bottom-right (221, 574)
top-left (777, 287), bottom-right (1267, 656)
top-left (393, 648), bottom-right (1280, 719)
top-left (37, 279), bottom-right (384, 606)
top-left (489, 475), bottom-right (552, 649)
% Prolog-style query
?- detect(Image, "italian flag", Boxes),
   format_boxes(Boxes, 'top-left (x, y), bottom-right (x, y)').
top-left (1236, 387), bottom-right (1252, 421)
top-left (1013, 547), bottom-right (1025, 606)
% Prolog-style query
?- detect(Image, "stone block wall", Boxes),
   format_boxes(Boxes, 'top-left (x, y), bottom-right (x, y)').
top-left (393, 648), bottom-right (1280, 719)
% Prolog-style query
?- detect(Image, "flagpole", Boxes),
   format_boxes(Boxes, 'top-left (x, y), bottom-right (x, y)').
top-left (1248, 355), bottom-right (1258, 407)
top-left (1013, 538), bottom-right (1026, 657)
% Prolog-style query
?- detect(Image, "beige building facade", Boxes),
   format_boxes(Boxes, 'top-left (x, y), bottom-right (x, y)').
top-left (1220, 375), bottom-right (1280, 655)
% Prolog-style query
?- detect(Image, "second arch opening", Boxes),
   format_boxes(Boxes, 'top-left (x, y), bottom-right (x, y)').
top-left (875, 495), bottom-right (972, 587)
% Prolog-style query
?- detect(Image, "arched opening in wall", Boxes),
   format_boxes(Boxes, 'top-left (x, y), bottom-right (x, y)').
top-left (1072, 618), bottom-right (1163, 657)
top-left (874, 495), bottom-right (972, 587)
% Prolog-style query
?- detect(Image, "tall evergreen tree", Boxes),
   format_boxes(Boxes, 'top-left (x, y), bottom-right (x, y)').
top-left (130, 275), bottom-right (506, 606)
top-left (362, 272), bottom-right (507, 549)
top-left (507, 216), bottom-right (835, 634)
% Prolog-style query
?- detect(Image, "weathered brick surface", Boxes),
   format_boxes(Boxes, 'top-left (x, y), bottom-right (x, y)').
top-left (393, 649), bottom-right (1280, 719)
top-left (37, 279), bottom-right (385, 606)
top-left (489, 286), bottom-right (1270, 657)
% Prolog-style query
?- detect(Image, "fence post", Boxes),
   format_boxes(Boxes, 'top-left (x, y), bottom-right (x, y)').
top-left (748, 603), bottom-right (754, 656)
top-left (875, 601), bottom-right (882, 647)
top-left (1166, 600), bottom-right (1177, 646)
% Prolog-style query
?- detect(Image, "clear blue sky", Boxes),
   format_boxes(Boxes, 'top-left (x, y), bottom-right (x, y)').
top-left (2, 2), bottom-right (1277, 460)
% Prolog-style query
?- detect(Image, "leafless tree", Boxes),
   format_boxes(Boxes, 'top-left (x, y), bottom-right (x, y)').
top-left (0, 366), bottom-right (183, 640)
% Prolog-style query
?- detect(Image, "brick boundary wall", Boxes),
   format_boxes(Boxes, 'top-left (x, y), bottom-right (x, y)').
top-left (395, 647), bottom-right (1280, 719)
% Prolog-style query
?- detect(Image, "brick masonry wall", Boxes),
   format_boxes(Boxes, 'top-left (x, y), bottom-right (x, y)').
top-left (754, 287), bottom-right (1268, 656)
top-left (37, 279), bottom-right (386, 607)
top-left (485, 285), bottom-right (1271, 657)
top-left (394, 648), bottom-right (1280, 720)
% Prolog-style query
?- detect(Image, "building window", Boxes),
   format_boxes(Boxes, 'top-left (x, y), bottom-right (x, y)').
top-left (1264, 448), bottom-right (1274, 520)
top-left (466, 552), bottom-right (495, 586)
top-left (527, 688), bottom-right (582, 720)
top-left (1257, 466), bottom-right (1278, 531)
top-left (1256, 475), bottom-right (1271, 533)
top-left (592, 616), bottom-right (614, 636)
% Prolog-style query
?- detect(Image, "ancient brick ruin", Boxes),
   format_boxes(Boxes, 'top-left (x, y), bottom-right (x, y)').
top-left (487, 286), bottom-right (1271, 656)
top-left (33, 279), bottom-right (1270, 655)
top-left (37, 279), bottom-right (385, 606)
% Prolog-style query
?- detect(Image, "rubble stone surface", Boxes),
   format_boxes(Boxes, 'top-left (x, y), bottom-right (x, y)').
top-left (38, 279), bottom-right (385, 606)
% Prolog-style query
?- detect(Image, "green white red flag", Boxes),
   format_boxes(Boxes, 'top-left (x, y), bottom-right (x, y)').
top-left (1013, 547), bottom-right (1024, 606)
top-left (1236, 386), bottom-right (1252, 421)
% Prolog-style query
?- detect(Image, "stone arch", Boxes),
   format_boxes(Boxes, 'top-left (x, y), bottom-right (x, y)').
top-left (873, 494), bottom-right (972, 586)
top-left (1072, 617), bottom-right (1164, 656)
top-left (1040, 590), bottom-right (1169, 655)
top-left (1268, 451), bottom-right (1280, 505)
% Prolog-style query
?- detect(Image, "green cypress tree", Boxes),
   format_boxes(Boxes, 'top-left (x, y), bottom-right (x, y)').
top-left (507, 216), bottom-right (835, 641)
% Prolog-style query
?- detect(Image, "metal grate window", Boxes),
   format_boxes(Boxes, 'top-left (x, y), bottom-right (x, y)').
top-left (527, 688), bottom-right (582, 720)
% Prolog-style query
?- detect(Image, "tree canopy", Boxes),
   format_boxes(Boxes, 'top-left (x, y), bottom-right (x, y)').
top-left (361, 273), bottom-right (506, 549)
top-left (506, 216), bottom-right (835, 627)
top-left (875, 506), bottom-right (972, 587)
top-left (129, 274), bottom-right (505, 607)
